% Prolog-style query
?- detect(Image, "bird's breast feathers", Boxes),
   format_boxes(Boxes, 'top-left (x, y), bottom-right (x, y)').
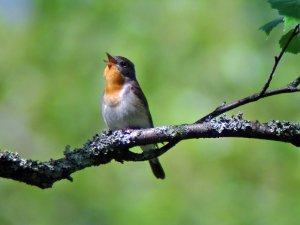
top-left (102, 83), bottom-right (150, 129)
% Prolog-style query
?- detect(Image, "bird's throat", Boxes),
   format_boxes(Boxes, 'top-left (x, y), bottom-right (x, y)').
top-left (104, 65), bottom-right (125, 93)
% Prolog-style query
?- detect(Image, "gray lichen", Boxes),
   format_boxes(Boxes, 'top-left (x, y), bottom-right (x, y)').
top-left (210, 113), bottom-right (252, 133)
top-left (266, 120), bottom-right (300, 136)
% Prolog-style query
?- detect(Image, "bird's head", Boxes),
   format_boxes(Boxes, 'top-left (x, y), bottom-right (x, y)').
top-left (104, 53), bottom-right (136, 80)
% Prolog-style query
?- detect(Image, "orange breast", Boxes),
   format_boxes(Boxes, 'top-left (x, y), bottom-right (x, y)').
top-left (104, 65), bottom-right (125, 106)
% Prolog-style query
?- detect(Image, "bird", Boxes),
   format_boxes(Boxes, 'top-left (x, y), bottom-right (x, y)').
top-left (101, 52), bottom-right (165, 179)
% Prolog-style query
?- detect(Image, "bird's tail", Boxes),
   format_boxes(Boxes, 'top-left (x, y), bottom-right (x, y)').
top-left (149, 158), bottom-right (165, 179)
top-left (141, 144), bottom-right (165, 179)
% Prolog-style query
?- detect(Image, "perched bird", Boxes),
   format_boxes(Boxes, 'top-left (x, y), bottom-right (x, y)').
top-left (101, 53), bottom-right (165, 179)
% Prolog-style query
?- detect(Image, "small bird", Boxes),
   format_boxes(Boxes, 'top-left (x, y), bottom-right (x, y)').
top-left (101, 53), bottom-right (165, 179)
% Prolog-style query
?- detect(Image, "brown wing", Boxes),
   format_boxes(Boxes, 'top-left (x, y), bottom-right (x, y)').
top-left (130, 80), bottom-right (155, 128)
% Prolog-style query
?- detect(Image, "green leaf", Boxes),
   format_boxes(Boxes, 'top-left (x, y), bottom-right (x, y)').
top-left (284, 16), bottom-right (300, 30)
top-left (259, 17), bottom-right (284, 35)
top-left (279, 29), bottom-right (300, 54)
top-left (268, 0), bottom-right (300, 19)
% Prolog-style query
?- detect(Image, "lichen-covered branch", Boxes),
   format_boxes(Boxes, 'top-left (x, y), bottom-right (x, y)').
top-left (0, 115), bottom-right (299, 189)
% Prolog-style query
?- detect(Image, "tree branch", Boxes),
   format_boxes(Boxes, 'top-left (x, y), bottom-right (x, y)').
top-left (0, 116), bottom-right (299, 189)
top-left (0, 25), bottom-right (299, 189)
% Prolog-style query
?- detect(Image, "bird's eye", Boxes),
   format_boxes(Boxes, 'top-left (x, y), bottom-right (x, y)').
top-left (120, 61), bottom-right (127, 67)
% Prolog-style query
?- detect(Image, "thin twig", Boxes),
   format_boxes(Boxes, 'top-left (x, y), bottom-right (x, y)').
top-left (196, 77), bottom-right (300, 123)
top-left (194, 25), bottom-right (300, 124)
top-left (259, 24), bottom-right (300, 96)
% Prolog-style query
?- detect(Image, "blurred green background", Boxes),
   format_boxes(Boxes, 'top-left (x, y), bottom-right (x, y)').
top-left (0, 0), bottom-right (300, 224)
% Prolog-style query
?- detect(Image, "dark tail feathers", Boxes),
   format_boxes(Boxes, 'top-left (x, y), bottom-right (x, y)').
top-left (149, 158), bottom-right (165, 179)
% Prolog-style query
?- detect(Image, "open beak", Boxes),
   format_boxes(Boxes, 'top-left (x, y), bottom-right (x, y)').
top-left (104, 52), bottom-right (117, 68)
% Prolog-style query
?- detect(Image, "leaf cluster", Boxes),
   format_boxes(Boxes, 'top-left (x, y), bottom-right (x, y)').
top-left (260, 0), bottom-right (300, 53)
